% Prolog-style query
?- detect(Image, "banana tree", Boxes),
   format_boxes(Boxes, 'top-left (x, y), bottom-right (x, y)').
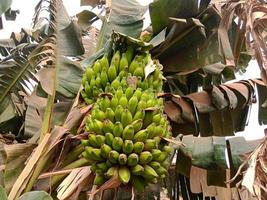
top-left (0, 0), bottom-right (266, 199)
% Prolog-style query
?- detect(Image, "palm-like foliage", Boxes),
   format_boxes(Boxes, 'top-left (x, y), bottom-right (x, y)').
top-left (0, 0), bottom-right (266, 199)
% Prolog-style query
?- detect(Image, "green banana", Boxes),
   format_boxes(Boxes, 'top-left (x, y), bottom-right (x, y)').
top-left (100, 144), bottom-right (112, 158)
top-left (121, 109), bottom-right (132, 128)
top-left (111, 78), bottom-right (120, 90)
top-left (139, 151), bottom-right (153, 165)
top-left (149, 161), bottom-right (161, 170)
top-left (143, 165), bottom-right (158, 179)
top-left (127, 153), bottom-right (139, 166)
top-left (110, 96), bottom-right (119, 111)
top-left (113, 122), bottom-right (123, 137)
top-left (153, 151), bottom-right (167, 162)
top-left (119, 53), bottom-right (128, 72)
top-left (151, 149), bottom-right (162, 160)
top-left (133, 142), bottom-right (144, 154)
top-left (144, 139), bottom-right (157, 151)
top-left (108, 64), bottom-right (117, 82)
top-left (95, 135), bottom-right (105, 147)
top-left (133, 110), bottom-right (145, 121)
top-left (96, 162), bottom-right (108, 172)
top-left (119, 95), bottom-right (128, 109)
top-left (122, 125), bottom-right (134, 140)
top-left (134, 129), bottom-right (148, 142)
top-left (133, 67), bottom-right (144, 78)
top-left (106, 108), bottom-right (115, 122)
top-left (100, 70), bottom-right (108, 87)
top-left (99, 55), bottom-right (109, 71)
top-left (112, 137), bottom-right (123, 152)
top-left (128, 96), bottom-right (138, 115)
top-left (106, 166), bottom-right (117, 178)
top-left (122, 140), bottom-right (134, 154)
top-left (94, 173), bottom-right (105, 186)
top-left (105, 132), bottom-right (114, 146)
top-left (125, 87), bottom-right (134, 100)
top-left (118, 153), bottom-right (127, 165)
top-left (125, 46), bottom-right (134, 63)
top-left (111, 50), bottom-right (120, 72)
top-left (85, 67), bottom-right (94, 82)
top-left (115, 105), bottom-right (123, 122)
top-left (131, 164), bottom-right (144, 176)
top-left (119, 166), bottom-right (131, 184)
top-left (93, 60), bottom-right (101, 74)
top-left (131, 119), bottom-right (143, 132)
top-left (81, 139), bottom-right (90, 146)
top-left (108, 150), bottom-right (119, 164)
top-left (102, 120), bottom-right (114, 134)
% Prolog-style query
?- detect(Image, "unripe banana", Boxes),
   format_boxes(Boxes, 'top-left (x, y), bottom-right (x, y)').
top-left (134, 88), bottom-right (142, 100)
top-left (153, 151), bottom-right (168, 162)
top-left (106, 166), bottom-right (117, 178)
top-left (151, 149), bottom-right (162, 160)
top-left (100, 70), bottom-right (108, 87)
top-left (155, 166), bottom-right (167, 176)
top-left (86, 67), bottom-right (94, 82)
top-left (108, 64), bottom-right (117, 82)
top-left (134, 129), bottom-right (148, 142)
top-left (122, 140), bottom-right (134, 154)
top-left (81, 139), bottom-right (90, 146)
top-left (105, 132), bottom-right (114, 146)
top-left (110, 96), bottom-right (119, 111)
top-left (125, 46), bottom-right (134, 63)
top-left (131, 164), bottom-right (144, 175)
top-left (133, 142), bottom-right (144, 154)
top-left (106, 108), bottom-right (115, 122)
top-left (147, 99), bottom-right (156, 108)
top-left (127, 153), bottom-right (139, 166)
top-left (96, 162), bottom-right (108, 172)
top-left (112, 137), bottom-right (123, 152)
top-left (147, 123), bottom-right (156, 138)
top-left (95, 75), bottom-right (102, 88)
top-left (129, 58), bottom-right (139, 74)
top-left (95, 135), bottom-right (105, 147)
top-left (128, 96), bottom-right (138, 115)
top-left (149, 161), bottom-right (161, 170)
top-left (119, 95), bottom-right (128, 109)
top-left (108, 150), bottom-right (119, 164)
top-left (100, 96), bottom-right (110, 112)
top-left (94, 173), bottom-right (105, 186)
top-left (100, 144), bottom-right (112, 158)
top-left (111, 50), bottom-right (120, 72)
top-left (119, 53), bottom-right (128, 72)
top-left (118, 153), bottom-right (127, 165)
top-left (115, 88), bottom-right (123, 99)
top-left (111, 78), bottom-right (120, 90)
top-left (136, 100), bottom-right (146, 111)
top-left (85, 147), bottom-right (103, 161)
top-left (84, 82), bottom-right (92, 97)
top-left (125, 87), bottom-right (134, 100)
top-left (139, 151), bottom-right (153, 165)
top-left (94, 109), bottom-right (106, 121)
top-left (162, 145), bottom-right (172, 154)
top-left (121, 109), bottom-right (132, 128)
top-left (93, 60), bottom-right (101, 74)
top-left (113, 122), bottom-right (123, 137)
top-left (131, 119), bottom-right (143, 132)
top-left (119, 166), bottom-right (131, 184)
top-left (152, 114), bottom-right (161, 124)
top-left (143, 165), bottom-right (158, 179)
top-left (92, 119), bottom-right (103, 135)
top-left (132, 176), bottom-right (145, 192)
top-left (122, 125), bottom-right (134, 140)
top-left (99, 55), bottom-right (109, 71)
top-left (144, 139), bottom-right (157, 151)
top-left (115, 105), bottom-right (123, 122)
top-left (133, 110), bottom-right (145, 121)
top-left (133, 67), bottom-right (144, 78)
top-left (102, 120), bottom-right (114, 134)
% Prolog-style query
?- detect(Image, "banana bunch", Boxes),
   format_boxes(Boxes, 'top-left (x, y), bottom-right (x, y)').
top-left (80, 47), bottom-right (163, 104)
top-left (80, 47), bottom-right (172, 192)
